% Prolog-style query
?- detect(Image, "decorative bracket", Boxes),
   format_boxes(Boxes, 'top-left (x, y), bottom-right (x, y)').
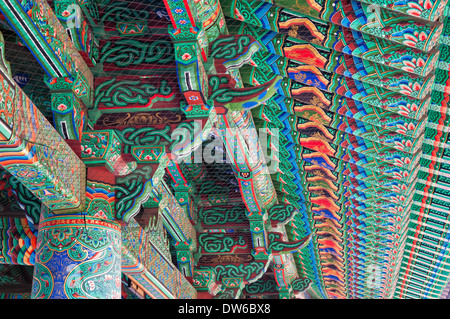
top-left (268, 231), bottom-right (312, 254)
top-left (81, 130), bottom-right (137, 176)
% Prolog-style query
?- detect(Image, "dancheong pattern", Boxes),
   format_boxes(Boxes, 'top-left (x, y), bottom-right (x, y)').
top-left (0, 0), bottom-right (449, 301)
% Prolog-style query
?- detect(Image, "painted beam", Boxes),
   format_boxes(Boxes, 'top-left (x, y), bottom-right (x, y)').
top-left (0, 32), bottom-right (85, 213)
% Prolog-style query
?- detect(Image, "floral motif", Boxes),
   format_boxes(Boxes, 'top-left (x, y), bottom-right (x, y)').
top-left (398, 81), bottom-right (422, 96)
top-left (181, 52), bottom-right (192, 60)
top-left (393, 157), bottom-right (411, 167)
top-left (87, 280), bottom-right (95, 291)
top-left (400, 30), bottom-right (429, 48)
top-left (395, 122), bottom-right (416, 135)
top-left (61, 10), bottom-right (71, 17)
top-left (82, 146), bottom-right (93, 155)
top-left (57, 103), bottom-right (68, 111)
top-left (397, 102), bottom-right (419, 117)
top-left (392, 170), bottom-right (409, 180)
top-left (391, 184), bottom-right (408, 193)
top-left (400, 57), bottom-right (426, 74)
top-left (393, 139), bottom-right (412, 151)
top-left (390, 194), bottom-right (406, 204)
top-left (234, 7), bottom-right (245, 21)
top-left (406, 0), bottom-right (433, 17)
